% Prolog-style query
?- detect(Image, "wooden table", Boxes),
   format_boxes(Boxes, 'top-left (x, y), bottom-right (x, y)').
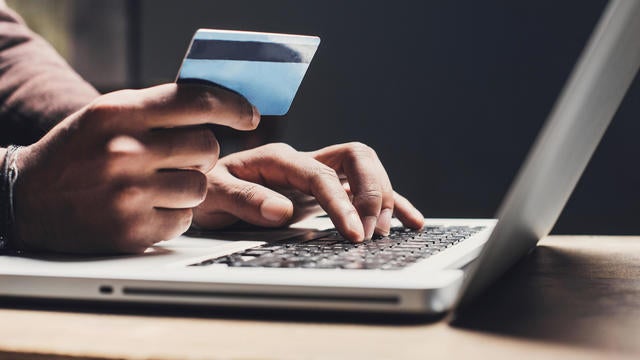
top-left (0, 236), bottom-right (638, 360)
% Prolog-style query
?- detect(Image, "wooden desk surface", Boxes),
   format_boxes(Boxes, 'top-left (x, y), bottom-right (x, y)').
top-left (0, 236), bottom-right (638, 360)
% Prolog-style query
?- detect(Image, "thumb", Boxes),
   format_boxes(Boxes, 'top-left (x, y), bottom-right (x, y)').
top-left (194, 170), bottom-right (294, 229)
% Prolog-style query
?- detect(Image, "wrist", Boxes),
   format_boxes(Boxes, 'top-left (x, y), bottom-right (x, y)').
top-left (11, 144), bottom-right (41, 252)
top-left (0, 145), bottom-right (24, 252)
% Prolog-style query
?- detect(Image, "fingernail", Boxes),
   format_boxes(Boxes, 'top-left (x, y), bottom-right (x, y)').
top-left (363, 216), bottom-right (377, 240)
top-left (251, 105), bottom-right (261, 128)
top-left (260, 197), bottom-right (291, 224)
top-left (376, 208), bottom-right (393, 236)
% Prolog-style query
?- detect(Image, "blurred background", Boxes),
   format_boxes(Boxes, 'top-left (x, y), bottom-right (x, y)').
top-left (8, 0), bottom-right (640, 235)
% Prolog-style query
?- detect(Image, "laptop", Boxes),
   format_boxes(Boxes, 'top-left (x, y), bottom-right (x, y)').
top-left (0, 0), bottom-right (638, 315)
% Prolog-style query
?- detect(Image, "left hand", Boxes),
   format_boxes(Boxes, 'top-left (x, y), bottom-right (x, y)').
top-left (193, 142), bottom-right (424, 242)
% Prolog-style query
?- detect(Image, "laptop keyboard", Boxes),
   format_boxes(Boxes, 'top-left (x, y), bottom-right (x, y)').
top-left (189, 225), bottom-right (485, 270)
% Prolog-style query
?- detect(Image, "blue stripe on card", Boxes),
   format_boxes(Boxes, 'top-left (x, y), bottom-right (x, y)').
top-left (187, 39), bottom-right (317, 63)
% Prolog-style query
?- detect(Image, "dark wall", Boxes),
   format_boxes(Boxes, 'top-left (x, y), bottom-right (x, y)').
top-left (138, 0), bottom-right (640, 234)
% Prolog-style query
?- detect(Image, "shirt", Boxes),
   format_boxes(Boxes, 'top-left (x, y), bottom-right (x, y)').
top-left (0, 0), bottom-right (99, 146)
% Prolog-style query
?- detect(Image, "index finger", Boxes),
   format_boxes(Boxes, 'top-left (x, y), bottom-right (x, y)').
top-left (223, 144), bottom-right (366, 242)
top-left (100, 83), bottom-right (260, 131)
top-left (310, 142), bottom-right (395, 236)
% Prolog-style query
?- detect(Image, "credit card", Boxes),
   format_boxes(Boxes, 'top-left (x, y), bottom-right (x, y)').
top-left (177, 29), bottom-right (321, 116)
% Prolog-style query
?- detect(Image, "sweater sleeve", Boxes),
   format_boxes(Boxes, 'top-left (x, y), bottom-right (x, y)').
top-left (0, 0), bottom-right (100, 146)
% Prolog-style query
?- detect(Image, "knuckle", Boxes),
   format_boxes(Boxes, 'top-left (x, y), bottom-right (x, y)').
top-left (345, 142), bottom-right (376, 160)
top-left (186, 171), bottom-right (208, 203)
top-left (105, 135), bottom-right (145, 157)
top-left (102, 152), bottom-right (137, 178)
top-left (197, 128), bottom-right (219, 155)
top-left (81, 94), bottom-right (134, 132)
top-left (86, 93), bottom-right (129, 120)
top-left (264, 142), bottom-right (295, 155)
top-left (230, 183), bottom-right (259, 205)
top-left (250, 143), bottom-right (295, 167)
top-left (111, 179), bottom-right (145, 209)
top-left (192, 87), bottom-right (220, 114)
top-left (353, 188), bottom-right (384, 207)
top-left (309, 164), bottom-right (339, 183)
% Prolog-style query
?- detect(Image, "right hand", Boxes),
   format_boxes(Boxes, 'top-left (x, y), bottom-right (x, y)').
top-left (13, 83), bottom-right (259, 254)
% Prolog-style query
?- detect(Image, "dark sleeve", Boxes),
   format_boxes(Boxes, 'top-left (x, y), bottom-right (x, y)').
top-left (0, 0), bottom-right (100, 146)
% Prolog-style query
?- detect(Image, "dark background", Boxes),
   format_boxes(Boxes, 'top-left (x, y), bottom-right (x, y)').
top-left (25, 0), bottom-right (640, 234)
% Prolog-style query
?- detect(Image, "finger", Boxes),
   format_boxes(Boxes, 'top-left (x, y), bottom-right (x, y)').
top-left (223, 144), bottom-right (365, 242)
top-left (344, 184), bottom-right (424, 231)
top-left (311, 143), bottom-right (394, 239)
top-left (392, 192), bottom-right (425, 229)
top-left (147, 208), bottom-right (194, 243)
top-left (147, 170), bottom-right (208, 209)
top-left (274, 188), bottom-right (325, 224)
top-left (96, 83), bottom-right (260, 131)
top-left (112, 208), bottom-right (193, 253)
top-left (142, 126), bottom-right (220, 172)
top-left (195, 169), bottom-right (294, 228)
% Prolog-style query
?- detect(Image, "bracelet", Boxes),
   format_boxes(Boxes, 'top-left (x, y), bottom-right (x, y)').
top-left (0, 145), bottom-right (23, 253)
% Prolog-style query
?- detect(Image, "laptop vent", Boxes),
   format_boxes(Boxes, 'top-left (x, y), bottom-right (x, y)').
top-left (122, 287), bottom-right (399, 305)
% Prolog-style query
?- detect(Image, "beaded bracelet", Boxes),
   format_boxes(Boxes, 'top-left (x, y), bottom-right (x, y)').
top-left (0, 145), bottom-right (23, 253)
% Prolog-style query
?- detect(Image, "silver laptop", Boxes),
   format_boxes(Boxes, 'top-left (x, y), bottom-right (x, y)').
top-left (0, 0), bottom-right (638, 314)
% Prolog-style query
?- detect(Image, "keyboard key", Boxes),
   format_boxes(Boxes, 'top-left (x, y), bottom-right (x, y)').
top-left (189, 225), bottom-right (484, 270)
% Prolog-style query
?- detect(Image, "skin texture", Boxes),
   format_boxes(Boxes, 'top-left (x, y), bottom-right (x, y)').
top-left (13, 83), bottom-right (258, 254)
top-left (0, 4), bottom-right (424, 254)
top-left (10, 83), bottom-right (423, 254)
top-left (193, 143), bottom-right (425, 243)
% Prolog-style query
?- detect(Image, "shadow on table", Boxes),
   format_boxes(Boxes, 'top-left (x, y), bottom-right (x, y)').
top-left (0, 350), bottom-right (109, 360)
top-left (451, 244), bottom-right (640, 354)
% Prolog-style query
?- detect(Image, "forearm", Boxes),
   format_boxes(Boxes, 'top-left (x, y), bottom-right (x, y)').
top-left (0, 1), bottom-right (99, 146)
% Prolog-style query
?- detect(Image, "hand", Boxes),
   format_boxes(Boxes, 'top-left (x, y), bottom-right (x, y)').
top-left (193, 142), bottom-right (424, 242)
top-left (14, 83), bottom-right (259, 254)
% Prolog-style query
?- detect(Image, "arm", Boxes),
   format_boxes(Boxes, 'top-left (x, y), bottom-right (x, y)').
top-left (0, 0), bottom-right (99, 145)
top-left (0, 2), bottom-right (261, 254)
